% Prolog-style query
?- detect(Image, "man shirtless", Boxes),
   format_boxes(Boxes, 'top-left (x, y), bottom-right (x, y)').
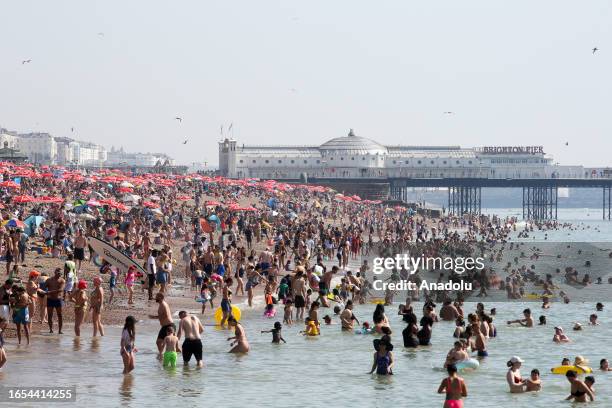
top-left (45, 268), bottom-right (65, 334)
top-left (507, 308), bottom-right (534, 327)
top-left (444, 341), bottom-right (469, 367)
top-left (74, 230), bottom-right (87, 271)
top-left (472, 323), bottom-right (488, 357)
top-left (177, 310), bottom-right (204, 367)
top-left (151, 292), bottom-right (175, 357)
top-left (292, 270), bottom-right (307, 320)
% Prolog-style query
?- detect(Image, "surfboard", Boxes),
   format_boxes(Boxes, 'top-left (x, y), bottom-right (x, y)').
top-left (88, 236), bottom-right (147, 276)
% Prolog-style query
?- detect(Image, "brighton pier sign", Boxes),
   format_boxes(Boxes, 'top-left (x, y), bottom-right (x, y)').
top-left (481, 146), bottom-right (544, 155)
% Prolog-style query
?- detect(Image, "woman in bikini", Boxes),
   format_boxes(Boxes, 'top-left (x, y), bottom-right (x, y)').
top-left (506, 356), bottom-right (526, 393)
top-left (71, 280), bottom-right (88, 337)
top-left (566, 370), bottom-right (595, 402)
top-left (438, 364), bottom-right (467, 408)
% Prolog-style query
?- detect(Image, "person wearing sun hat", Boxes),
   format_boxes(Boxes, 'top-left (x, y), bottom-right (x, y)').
top-left (506, 356), bottom-right (526, 393)
top-left (574, 356), bottom-right (590, 371)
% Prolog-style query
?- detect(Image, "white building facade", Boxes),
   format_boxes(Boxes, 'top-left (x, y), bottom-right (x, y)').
top-left (219, 129), bottom-right (587, 180)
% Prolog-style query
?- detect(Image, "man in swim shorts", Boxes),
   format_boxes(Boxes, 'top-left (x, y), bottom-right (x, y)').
top-left (45, 268), bottom-right (65, 334)
top-left (177, 310), bottom-right (204, 367)
top-left (472, 323), bottom-right (488, 357)
top-left (152, 292), bottom-right (175, 357)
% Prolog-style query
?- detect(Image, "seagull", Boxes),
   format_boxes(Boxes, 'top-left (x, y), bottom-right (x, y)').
top-left (443, 111), bottom-right (454, 115)
top-left (175, 117), bottom-right (182, 122)
top-left (22, 59), bottom-right (31, 64)
top-left (565, 142), bottom-right (569, 146)
top-left (592, 47), bottom-right (598, 54)
top-left (290, 88), bottom-right (298, 93)
top-left (71, 127), bottom-right (75, 132)
top-left (182, 139), bottom-right (188, 144)
top-left (97, 32), bottom-right (105, 37)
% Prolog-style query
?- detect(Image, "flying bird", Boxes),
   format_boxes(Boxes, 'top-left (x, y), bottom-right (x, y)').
top-left (443, 111), bottom-right (454, 115)
top-left (592, 47), bottom-right (598, 54)
top-left (565, 142), bottom-right (569, 146)
top-left (22, 59), bottom-right (31, 64)
top-left (71, 127), bottom-right (75, 132)
top-left (97, 32), bottom-right (105, 37)
top-left (290, 88), bottom-right (298, 93)
top-left (182, 139), bottom-right (188, 145)
top-left (175, 117), bottom-right (182, 122)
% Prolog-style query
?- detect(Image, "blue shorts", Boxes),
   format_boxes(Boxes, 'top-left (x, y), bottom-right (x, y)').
top-left (195, 276), bottom-right (203, 286)
top-left (261, 262), bottom-right (270, 272)
top-left (221, 299), bottom-right (231, 312)
top-left (13, 307), bottom-right (29, 324)
top-left (47, 298), bottom-right (63, 308)
top-left (216, 264), bottom-right (225, 276)
top-left (477, 350), bottom-right (489, 357)
top-left (156, 272), bottom-right (168, 284)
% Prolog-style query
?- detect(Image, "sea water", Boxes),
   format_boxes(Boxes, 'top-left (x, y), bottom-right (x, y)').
top-left (2, 208), bottom-right (612, 408)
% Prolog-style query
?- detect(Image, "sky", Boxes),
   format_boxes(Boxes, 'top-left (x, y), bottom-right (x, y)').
top-left (1, 0), bottom-right (611, 166)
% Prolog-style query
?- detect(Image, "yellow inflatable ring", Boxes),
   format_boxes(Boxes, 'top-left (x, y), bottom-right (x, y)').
top-left (550, 365), bottom-right (592, 375)
top-left (214, 305), bottom-right (241, 323)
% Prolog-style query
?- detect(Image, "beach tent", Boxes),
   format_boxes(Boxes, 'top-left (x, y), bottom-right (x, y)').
top-left (24, 215), bottom-right (45, 236)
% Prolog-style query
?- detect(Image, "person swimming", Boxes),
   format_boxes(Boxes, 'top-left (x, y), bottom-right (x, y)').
top-left (261, 322), bottom-right (286, 344)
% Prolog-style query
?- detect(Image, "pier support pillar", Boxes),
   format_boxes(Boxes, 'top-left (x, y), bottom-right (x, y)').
top-left (448, 186), bottom-right (481, 215)
top-left (522, 186), bottom-right (557, 220)
top-left (604, 186), bottom-right (611, 220)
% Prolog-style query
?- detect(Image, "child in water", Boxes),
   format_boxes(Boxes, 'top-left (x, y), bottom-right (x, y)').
top-left (162, 325), bottom-right (181, 368)
top-left (198, 283), bottom-right (212, 314)
top-left (526, 369), bottom-right (541, 391)
top-left (283, 299), bottom-right (293, 325)
top-left (261, 321), bottom-right (286, 344)
top-left (264, 304), bottom-right (276, 318)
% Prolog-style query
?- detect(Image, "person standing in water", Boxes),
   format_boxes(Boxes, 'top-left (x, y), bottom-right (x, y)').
top-left (565, 370), bottom-right (594, 402)
top-left (120, 315), bottom-right (137, 374)
top-left (90, 276), bottom-right (104, 337)
top-left (437, 364), bottom-right (467, 408)
top-left (177, 310), bottom-right (204, 367)
top-left (152, 292), bottom-right (174, 358)
top-left (70, 280), bottom-right (88, 337)
top-left (506, 356), bottom-right (526, 393)
top-left (227, 316), bottom-right (250, 353)
top-left (369, 335), bottom-right (394, 375)
top-left (45, 268), bottom-right (65, 334)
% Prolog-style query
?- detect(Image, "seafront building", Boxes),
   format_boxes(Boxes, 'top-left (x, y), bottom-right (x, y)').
top-left (0, 127), bottom-right (174, 168)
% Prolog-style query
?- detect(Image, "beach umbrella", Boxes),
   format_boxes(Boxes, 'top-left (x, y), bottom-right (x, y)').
top-left (117, 187), bottom-right (133, 193)
top-left (86, 199), bottom-right (103, 207)
top-left (77, 213), bottom-right (96, 221)
top-left (5, 219), bottom-right (25, 229)
top-left (0, 181), bottom-right (20, 189)
top-left (204, 200), bottom-right (221, 206)
top-left (142, 201), bottom-right (160, 209)
top-left (12, 195), bottom-right (34, 203)
top-left (120, 181), bottom-right (134, 188)
top-left (176, 195), bottom-right (191, 200)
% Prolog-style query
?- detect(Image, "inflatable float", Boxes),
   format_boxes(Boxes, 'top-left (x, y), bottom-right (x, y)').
top-left (213, 305), bottom-right (241, 323)
top-left (551, 365), bottom-right (592, 375)
top-left (455, 358), bottom-right (480, 371)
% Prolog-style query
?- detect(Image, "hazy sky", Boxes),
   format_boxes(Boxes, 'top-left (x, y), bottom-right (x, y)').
top-left (1, 1), bottom-right (610, 166)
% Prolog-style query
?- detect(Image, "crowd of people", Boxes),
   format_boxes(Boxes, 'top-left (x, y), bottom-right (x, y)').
top-left (0, 162), bottom-right (608, 405)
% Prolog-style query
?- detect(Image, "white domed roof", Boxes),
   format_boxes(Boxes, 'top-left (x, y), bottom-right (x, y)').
top-left (319, 129), bottom-right (387, 156)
